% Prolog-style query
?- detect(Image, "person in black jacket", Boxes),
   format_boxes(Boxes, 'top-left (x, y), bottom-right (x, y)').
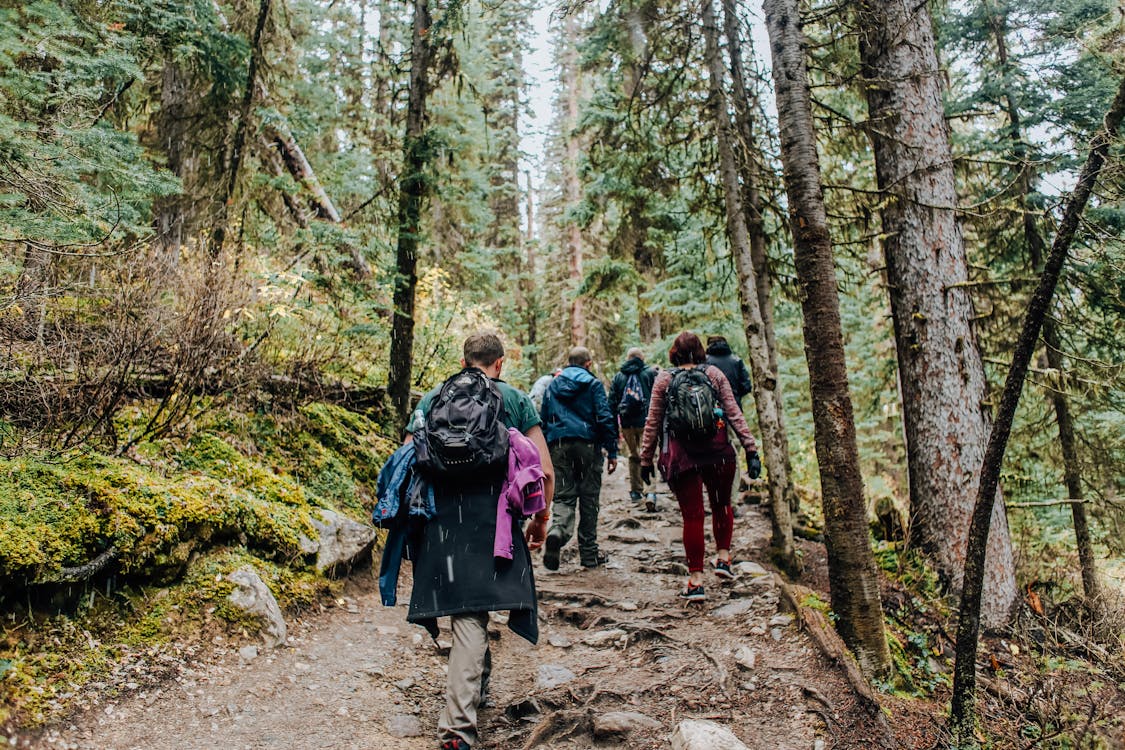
top-left (705, 336), bottom-right (753, 410)
top-left (540, 346), bottom-right (618, 571)
top-left (609, 347), bottom-right (658, 509)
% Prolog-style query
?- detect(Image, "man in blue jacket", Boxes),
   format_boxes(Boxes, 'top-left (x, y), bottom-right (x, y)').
top-left (539, 346), bottom-right (618, 571)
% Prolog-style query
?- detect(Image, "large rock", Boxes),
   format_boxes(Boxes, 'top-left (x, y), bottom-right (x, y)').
top-left (226, 566), bottom-right (287, 647)
top-left (298, 508), bottom-right (376, 572)
top-left (670, 719), bottom-right (750, 750)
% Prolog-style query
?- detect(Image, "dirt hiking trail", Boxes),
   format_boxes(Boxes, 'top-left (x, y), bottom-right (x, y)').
top-left (29, 467), bottom-right (900, 749)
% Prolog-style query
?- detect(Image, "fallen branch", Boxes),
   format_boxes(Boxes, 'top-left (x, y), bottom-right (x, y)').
top-left (43, 545), bottom-right (119, 583)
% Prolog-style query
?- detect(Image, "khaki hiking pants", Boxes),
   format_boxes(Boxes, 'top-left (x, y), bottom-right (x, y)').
top-left (621, 426), bottom-right (644, 494)
top-left (439, 612), bottom-right (492, 747)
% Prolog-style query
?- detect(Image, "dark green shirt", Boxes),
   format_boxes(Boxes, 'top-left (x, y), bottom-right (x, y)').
top-left (409, 377), bottom-right (541, 435)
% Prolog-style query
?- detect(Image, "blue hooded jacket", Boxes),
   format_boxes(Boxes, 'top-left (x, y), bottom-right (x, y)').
top-left (540, 366), bottom-right (618, 459)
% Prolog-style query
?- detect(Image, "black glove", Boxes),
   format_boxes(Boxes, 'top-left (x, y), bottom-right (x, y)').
top-left (746, 450), bottom-right (762, 480)
top-left (640, 464), bottom-right (655, 485)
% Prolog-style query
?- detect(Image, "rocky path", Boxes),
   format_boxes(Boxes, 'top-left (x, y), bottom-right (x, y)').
top-left (30, 467), bottom-right (889, 750)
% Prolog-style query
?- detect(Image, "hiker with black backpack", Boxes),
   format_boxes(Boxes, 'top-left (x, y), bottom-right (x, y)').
top-left (609, 347), bottom-right (658, 510)
top-left (639, 331), bottom-right (762, 602)
top-left (539, 346), bottom-right (619, 571)
top-left (402, 331), bottom-right (555, 750)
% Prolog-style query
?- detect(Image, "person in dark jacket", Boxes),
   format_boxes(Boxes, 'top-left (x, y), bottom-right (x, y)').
top-left (705, 335), bottom-right (753, 410)
top-left (540, 346), bottom-right (618, 571)
top-left (609, 347), bottom-right (659, 509)
top-left (406, 331), bottom-right (555, 750)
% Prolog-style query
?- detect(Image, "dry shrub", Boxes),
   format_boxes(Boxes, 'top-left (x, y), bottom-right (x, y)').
top-left (0, 242), bottom-right (256, 453)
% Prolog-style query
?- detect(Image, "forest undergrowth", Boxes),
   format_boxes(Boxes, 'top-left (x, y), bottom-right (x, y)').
top-left (0, 401), bottom-right (395, 730)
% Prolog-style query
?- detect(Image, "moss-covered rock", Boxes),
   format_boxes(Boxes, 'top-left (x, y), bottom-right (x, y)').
top-left (0, 401), bottom-right (392, 730)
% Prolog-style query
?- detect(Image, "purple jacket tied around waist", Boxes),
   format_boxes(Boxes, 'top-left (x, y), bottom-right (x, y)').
top-left (495, 428), bottom-right (547, 559)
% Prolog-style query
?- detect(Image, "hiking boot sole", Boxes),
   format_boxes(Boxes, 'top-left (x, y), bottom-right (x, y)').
top-left (543, 534), bottom-right (562, 571)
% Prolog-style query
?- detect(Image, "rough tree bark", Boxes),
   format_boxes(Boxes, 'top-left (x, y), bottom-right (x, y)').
top-left (950, 73), bottom-right (1125, 748)
top-left (722, 0), bottom-right (797, 515)
top-left (701, 0), bottom-right (798, 575)
top-left (388, 0), bottom-right (435, 427)
top-left (758, 0), bottom-right (890, 678)
top-left (562, 10), bottom-right (586, 347)
top-left (856, 0), bottom-right (1017, 627)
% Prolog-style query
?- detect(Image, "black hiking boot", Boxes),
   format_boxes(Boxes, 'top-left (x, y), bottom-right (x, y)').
top-left (542, 533), bottom-right (562, 571)
top-left (679, 582), bottom-right (706, 601)
top-left (644, 492), bottom-right (658, 512)
top-left (581, 551), bottom-right (609, 569)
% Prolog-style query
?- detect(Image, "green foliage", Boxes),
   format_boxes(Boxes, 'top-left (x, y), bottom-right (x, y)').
top-left (0, 1), bottom-right (180, 247)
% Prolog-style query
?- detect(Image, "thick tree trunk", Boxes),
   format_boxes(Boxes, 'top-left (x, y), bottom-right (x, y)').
top-left (758, 0), bottom-right (890, 678)
top-left (154, 58), bottom-right (195, 256)
top-left (950, 73), bottom-right (1125, 748)
top-left (856, 0), bottom-right (1017, 627)
top-left (722, 0), bottom-right (797, 515)
top-left (562, 11), bottom-right (586, 346)
top-left (388, 0), bottom-right (434, 427)
top-left (701, 0), bottom-right (797, 575)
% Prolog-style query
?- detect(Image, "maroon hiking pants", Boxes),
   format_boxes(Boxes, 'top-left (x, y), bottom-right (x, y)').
top-left (669, 461), bottom-right (736, 573)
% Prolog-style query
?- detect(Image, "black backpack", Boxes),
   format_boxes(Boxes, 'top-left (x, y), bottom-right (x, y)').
top-left (617, 372), bottom-right (646, 419)
top-left (665, 365), bottom-right (720, 443)
top-left (415, 368), bottom-right (510, 476)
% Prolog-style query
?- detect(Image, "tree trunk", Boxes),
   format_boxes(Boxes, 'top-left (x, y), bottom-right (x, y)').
top-left (523, 170), bottom-right (540, 373)
top-left (722, 0), bottom-right (797, 515)
top-left (949, 73), bottom-right (1125, 748)
top-left (758, 0), bottom-right (890, 678)
top-left (701, 0), bottom-right (798, 575)
top-left (388, 0), bottom-right (434, 427)
top-left (211, 0), bottom-right (272, 257)
top-left (856, 0), bottom-right (1017, 627)
top-left (1042, 321), bottom-right (1100, 604)
top-left (562, 10), bottom-right (586, 347)
top-left (986, 4), bottom-right (1101, 607)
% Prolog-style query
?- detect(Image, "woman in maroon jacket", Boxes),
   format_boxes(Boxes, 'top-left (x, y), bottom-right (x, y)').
top-left (639, 331), bottom-right (760, 601)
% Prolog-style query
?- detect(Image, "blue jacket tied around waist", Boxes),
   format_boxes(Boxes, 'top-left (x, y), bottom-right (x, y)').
top-left (373, 441), bottom-right (435, 606)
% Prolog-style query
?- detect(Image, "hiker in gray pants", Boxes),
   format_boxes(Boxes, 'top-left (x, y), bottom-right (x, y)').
top-left (539, 346), bottom-right (619, 570)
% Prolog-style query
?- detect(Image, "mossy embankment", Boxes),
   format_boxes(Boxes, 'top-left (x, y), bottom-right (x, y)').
top-left (0, 402), bottom-right (396, 730)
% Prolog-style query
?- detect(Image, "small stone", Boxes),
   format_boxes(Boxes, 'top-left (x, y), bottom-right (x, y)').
top-left (713, 600), bottom-right (753, 619)
top-left (593, 711), bottom-right (661, 739)
top-left (815, 740), bottom-right (826, 750)
top-left (617, 601), bottom-right (639, 612)
top-left (768, 614), bottom-right (794, 628)
top-left (735, 561), bottom-right (768, 577)
top-left (537, 663), bottom-right (577, 690)
top-left (386, 714), bottom-right (423, 738)
top-left (749, 625), bottom-right (767, 636)
top-left (583, 629), bottom-right (627, 647)
top-left (238, 646), bottom-right (258, 663)
top-left (412, 633), bottom-right (424, 646)
top-left (770, 628), bottom-right (784, 642)
top-left (375, 625), bottom-right (400, 636)
top-left (547, 634), bottom-right (572, 649)
top-left (670, 719), bottom-right (751, 750)
top-left (733, 646), bottom-right (756, 671)
top-left (394, 677), bottom-right (414, 691)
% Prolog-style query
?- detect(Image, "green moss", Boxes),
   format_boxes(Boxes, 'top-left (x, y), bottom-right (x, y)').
top-left (0, 400), bottom-right (394, 730)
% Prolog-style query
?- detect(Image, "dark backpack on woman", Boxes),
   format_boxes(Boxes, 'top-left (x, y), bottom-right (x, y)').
top-left (415, 368), bottom-right (509, 476)
top-left (665, 365), bottom-right (720, 444)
